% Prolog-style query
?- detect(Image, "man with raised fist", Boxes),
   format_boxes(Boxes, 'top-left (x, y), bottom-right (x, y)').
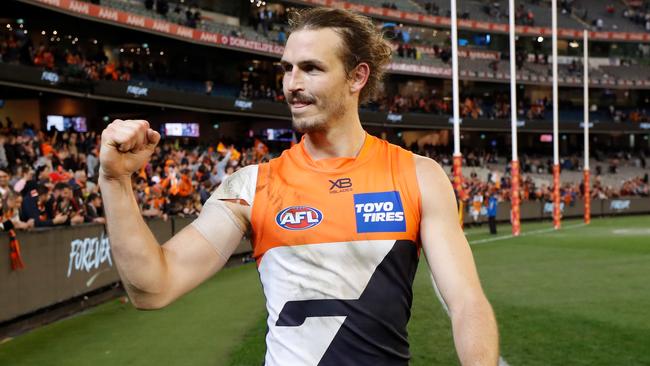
top-left (99, 7), bottom-right (498, 366)
top-left (100, 118), bottom-right (249, 311)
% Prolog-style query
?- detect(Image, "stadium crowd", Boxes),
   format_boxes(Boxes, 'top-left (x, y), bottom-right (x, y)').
top-left (0, 115), bottom-right (645, 233)
top-left (143, 0), bottom-right (204, 29)
top-left (0, 119), bottom-right (274, 232)
top-left (414, 144), bottom-right (649, 210)
top-left (459, 165), bottom-right (648, 207)
top-left (0, 28), bottom-right (151, 83)
top-left (366, 92), bottom-right (550, 121)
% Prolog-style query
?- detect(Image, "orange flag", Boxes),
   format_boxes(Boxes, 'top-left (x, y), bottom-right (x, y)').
top-left (230, 147), bottom-right (241, 162)
top-left (217, 142), bottom-right (227, 153)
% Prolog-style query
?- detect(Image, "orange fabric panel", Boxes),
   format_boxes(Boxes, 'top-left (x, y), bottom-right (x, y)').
top-left (251, 134), bottom-right (421, 264)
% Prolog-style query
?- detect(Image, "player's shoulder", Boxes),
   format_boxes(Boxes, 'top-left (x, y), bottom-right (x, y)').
top-left (213, 164), bottom-right (259, 205)
top-left (231, 164), bottom-right (259, 177)
top-left (411, 153), bottom-right (455, 201)
top-left (373, 136), bottom-right (422, 165)
top-left (412, 153), bottom-right (447, 181)
top-left (371, 135), bottom-right (409, 153)
top-left (412, 154), bottom-right (457, 215)
top-left (223, 164), bottom-right (259, 187)
top-left (371, 138), bottom-right (447, 185)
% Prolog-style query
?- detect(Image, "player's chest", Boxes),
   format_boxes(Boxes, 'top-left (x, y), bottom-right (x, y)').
top-left (254, 170), bottom-right (414, 241)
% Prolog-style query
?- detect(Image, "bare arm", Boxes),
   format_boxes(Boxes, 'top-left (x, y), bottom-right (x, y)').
top-left (99, 120), bottom-right (247, 309)
top-left (415, 155), bottom-right (499, 366)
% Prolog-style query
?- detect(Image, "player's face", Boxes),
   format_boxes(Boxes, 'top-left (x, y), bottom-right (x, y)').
top-left (281, 28), bottom-right (351, 133)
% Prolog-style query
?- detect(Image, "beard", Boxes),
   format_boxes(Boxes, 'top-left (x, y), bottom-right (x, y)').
top-left (287, 91), bottom-right (348, 133)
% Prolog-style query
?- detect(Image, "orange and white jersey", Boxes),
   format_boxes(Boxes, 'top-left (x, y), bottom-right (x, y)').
top-left (208, 134), bottom-right (422, 365)
top-left (472, 194), bottom-right (484, 212)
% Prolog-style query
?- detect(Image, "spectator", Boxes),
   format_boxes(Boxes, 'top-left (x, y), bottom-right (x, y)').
top-left (156, 0), bottom-right (169, 17)
top-left (0, 135), bottom-right (8, 169)
top-left (84, 193), bottom-right (105, 224)
top-left (53, 182), bottom-right (85, 225)
top-left (0, 169), bottom-right (11, 200)
top-left (69, 169), bottom-right (95, 199)
top-left (141, 185), bottom-right (169, 219)
top-left (487, 189), bottom-right (498, 235)
top-left (2, 193), bottom-right (34, 230)
top-left (12, 165), bottom-right (33, 194)
top-left (258, 6), bottom-right (270, 36)
top-left (198, 179), bottom-right (212, 205)
top-left (277, 26), bottom-right (287, 45)
top-left (210, 149), bottom-right (232, 186)
top-left (20, 184), bottom-right (67, 227)
top-left (87, 150), bottom-right (99, 179)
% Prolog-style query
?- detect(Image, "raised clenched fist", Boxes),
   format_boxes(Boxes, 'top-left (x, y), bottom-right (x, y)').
top-left (99, 119), bottom-right (161, 180)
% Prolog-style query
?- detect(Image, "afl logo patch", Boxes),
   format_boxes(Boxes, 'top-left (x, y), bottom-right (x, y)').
top-left (275, 206), bottom-right (323, 231)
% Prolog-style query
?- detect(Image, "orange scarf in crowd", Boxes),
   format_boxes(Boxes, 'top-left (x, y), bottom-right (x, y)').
top-left (9, 229), bottom-right (25, 270)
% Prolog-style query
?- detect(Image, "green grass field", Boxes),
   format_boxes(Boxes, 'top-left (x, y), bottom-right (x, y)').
top-left (1, 215), bottom-right (649, 365)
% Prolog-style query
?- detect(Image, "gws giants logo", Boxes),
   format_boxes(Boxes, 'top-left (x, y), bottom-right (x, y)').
top-left (276, 206), bottom-right (323, 230)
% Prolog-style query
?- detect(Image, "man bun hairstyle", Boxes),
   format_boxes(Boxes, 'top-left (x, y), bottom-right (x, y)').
top-left (288, 7), bottom-right (392, 103)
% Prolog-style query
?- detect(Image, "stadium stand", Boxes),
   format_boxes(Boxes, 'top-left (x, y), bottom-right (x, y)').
top-left (5, 8), bottom-right (650, 128)
top-left (352, 0), bottom-right (428, 14)
top-left (43, 0), bottom-right (650, 92)
top-left (376, 0), bottom-right (586, 28)
top-left (94, 0), bottom-right (284, 43)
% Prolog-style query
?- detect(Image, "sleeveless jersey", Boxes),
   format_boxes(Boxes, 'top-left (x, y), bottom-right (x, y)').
top-left (249, 134), bottom-right (422, 366)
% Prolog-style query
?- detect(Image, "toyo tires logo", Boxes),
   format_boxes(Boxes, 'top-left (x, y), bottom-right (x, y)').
top-left (275, 206), bottom-right (323, 230)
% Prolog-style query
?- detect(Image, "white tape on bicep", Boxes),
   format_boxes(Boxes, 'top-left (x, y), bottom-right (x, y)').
top-left (191, 199), bottom-right (245, 261)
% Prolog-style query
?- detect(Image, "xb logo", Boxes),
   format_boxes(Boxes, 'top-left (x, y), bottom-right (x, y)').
top-left (329, 178), bottom-right (353, 194)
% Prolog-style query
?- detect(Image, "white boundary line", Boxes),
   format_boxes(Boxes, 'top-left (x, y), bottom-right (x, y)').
top-left (469, 223), bottom-right (588, 245)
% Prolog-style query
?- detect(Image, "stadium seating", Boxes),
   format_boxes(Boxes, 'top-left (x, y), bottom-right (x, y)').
top-left (98, 0), bottom-right (280, 43)
top-left (600, 64), bottom-right (650, 81)
top-left (350, 0), bottom-right (428, 14)
top-left (84, 0), bottom-right (650, 89)
top-left (412, 0), bottom-right (586, 28)
top-left (461, 156), bottom-right (648, 187)
top-left (351, 0), bottom-right (650, 33)
top-left (571, 0), bottom-right (650, 32)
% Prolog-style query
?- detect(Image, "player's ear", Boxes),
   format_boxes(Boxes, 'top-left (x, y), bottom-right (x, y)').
top-left (349, 63), bottom-right (370, 95)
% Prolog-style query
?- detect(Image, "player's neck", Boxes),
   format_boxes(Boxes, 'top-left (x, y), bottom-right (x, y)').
top-left (303, 117), bottom-right (366, 161)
